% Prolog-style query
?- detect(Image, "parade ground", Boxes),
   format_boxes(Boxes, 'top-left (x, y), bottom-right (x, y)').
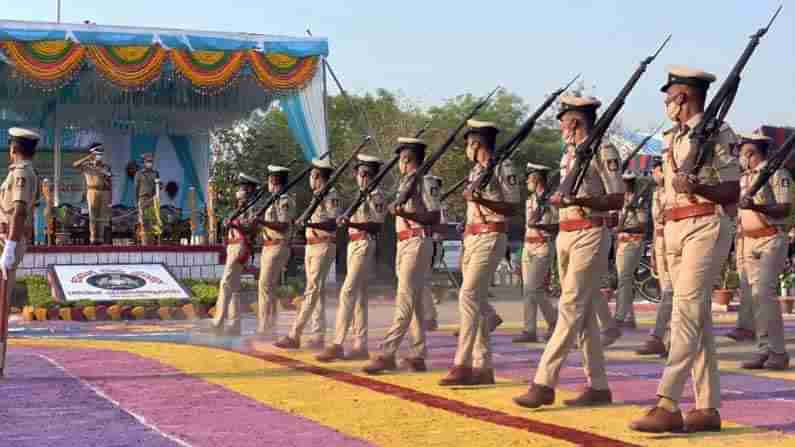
top-left (3, 289), bottom-right (795, 447)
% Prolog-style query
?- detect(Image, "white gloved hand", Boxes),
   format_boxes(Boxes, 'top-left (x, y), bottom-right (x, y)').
top-left (0, 240), bottom-right (16, 280)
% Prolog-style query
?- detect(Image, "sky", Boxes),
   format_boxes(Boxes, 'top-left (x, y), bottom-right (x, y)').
top-left (4, 0), bottom-right (794, 133)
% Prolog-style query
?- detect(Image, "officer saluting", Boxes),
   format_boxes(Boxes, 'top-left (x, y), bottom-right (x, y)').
top-left (73, 143), bottom-right (111, 245)
top-left (0, 128), bottom-right (40, 377)
top-left (134, 153), bottom-right (159, 245)
top-left (736, 133), bottom-right (791, 371)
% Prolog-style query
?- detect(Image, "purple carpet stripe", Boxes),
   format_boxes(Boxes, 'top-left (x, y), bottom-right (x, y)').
top-left (17, 346), bottom-right (374, 447)
top-left (0, 352), bottom-right (181, 447)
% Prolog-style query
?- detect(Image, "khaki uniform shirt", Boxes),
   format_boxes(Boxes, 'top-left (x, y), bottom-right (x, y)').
top-left (350, 188), bottom-right (387, 236)
top-left (662, 113), bottom-right (740, 214)
top-left (80, 162), bottom-right (112, 191)
top-left (306, 188), bottom-right (341, 239)
top-left (526, 190), bottom-right (558, 240)
top-left (739, 162), bottom-right (792, 232)
top-left (261, 194), bottom-right (294, 241)
top-left (465, 160), bottom-right (521, 224)
top-left (0, 160), bottom-right (38, 235)
top-left (559, 142), bottom-right (624, 221)
top-left (395, 174), bottom-right (440, 233)
top-left (652, 186), bottom-right (665, 228)
top-left (134, 169), bottom-right (158, 199)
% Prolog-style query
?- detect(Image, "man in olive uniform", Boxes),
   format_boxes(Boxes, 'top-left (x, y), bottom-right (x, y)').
top-left (275, 158), bottom-right (340, 350)
top-left (208, 173), bottom-right (260, 336)
top-left (0, 128), bottom-right (40, 377)
top-left (363, 138), bottom-right (440, 374)
top-left (317, 154), bottom-right (386, 362)
top-left (256, 165), bottom-right (294, 335)
top-left (135, 153), bottom-right (159, 245)
top-left (514, 96), bottom-right (624, 408)
top-left (736, 133), bottom-right (791, 370)
top-left (631, 66), bottom-right (739, 433)
top-left (637, 157), bottom-right (672, 356)
top-left (422, 174), bottom-right (445, 331)
top-left (514, 163), bottom-right (558, 344)
top-left (440, 120), bottom-right (520, 386)
top-left (73, 143), bottom-right (112, 245)
top-left (613, 171), bottom-right (650, 328)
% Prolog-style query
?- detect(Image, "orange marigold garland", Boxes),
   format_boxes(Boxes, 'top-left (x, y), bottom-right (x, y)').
top-left (170, 49), bottom-right (247, 94)
top-left (86, 44), bottom-right (167, 91)
top-left (248, 51), bottom-right (319, 93)
top-left (1, 40), bottom-right (86, 90)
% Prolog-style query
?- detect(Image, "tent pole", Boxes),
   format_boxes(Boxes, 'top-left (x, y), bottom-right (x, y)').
top-left (322, 57), bottom-right (330, 162)
top-left (53, 104), bottom-right (61, 207)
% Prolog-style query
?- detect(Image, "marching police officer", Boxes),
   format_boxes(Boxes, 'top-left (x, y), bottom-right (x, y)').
top-left (275, 158), bottom-right (340, 350)
top-left (256, 165), bottom-right (294, 335)
top-left (440, 120), bottom-right (520, 386)
top-left (637, 157), bottom-right (672, 356)
top-left (736, 133), bottom-right (791, 370)
top-left (317, 154), bottom-right (386, 362)
top-left (514, 96), bottom-right (624, 408)
top-left (422, 174), bottom-right (445, 331)
top-left (0, 128), bottom-right (40, 377)
top-left (513, 162), bottom-right (558, 344)
top-left (208, 173), bottom-right (260, 336)
top-left (363, 138), bottom-right (440, 375)
top-left (135, 153), bottom-right (159, 245)
top-left (73, 143), bottom-right (111, 245)
top-left (631, 66), bottom-right (739, 433)
top-left (613, 171), bottom-right (650, 328)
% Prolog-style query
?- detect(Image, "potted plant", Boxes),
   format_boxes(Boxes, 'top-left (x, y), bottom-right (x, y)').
top-left (713, 261), bottom-right (739, 306)
top-left (779, 272), bottom-right (795, 314)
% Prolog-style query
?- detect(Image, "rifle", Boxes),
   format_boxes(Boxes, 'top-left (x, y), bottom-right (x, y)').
top-left (680, 6), bottom-right (781, 178)
top-left (394, 86), bottom-right (501, 207)
top-left (558, 35), bottom-right (671, 198)
top-left (620, 122), bottom-right (665, 173)
top-left (616, 180), bottom-right (653, 232)
top-left (295, 136), bottom-right (372, 226)
top-left (472, 74), bottom-right (580, 193)
top-left (341, 120), bottom-right (433, 220)
top-left (742, 131), bottom-right (795, 201)
top-left (225, 149), bottom-right (332, 225)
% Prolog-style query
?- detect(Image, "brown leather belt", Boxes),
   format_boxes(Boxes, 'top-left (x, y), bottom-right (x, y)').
top-left (664, 203), bottom-right (717, 222)
top-left (743, 226), bottom-right (778, 239)
top-left (306, 236), bottom-right (336, 245)
top-left (398, 228), bottom-right (431, 241)
top-left (525, 236), bottom-right (547, 244)
top-left (262, 239), bottom-right (287, 247)
top-left (618, 234), bottom-right (644, 243)
top-left (349, 231), bottom-right (372, 242)
top-left (559, 217), bottom-right (604, 232)
top-left (465, 222), bottom-right (507, 236)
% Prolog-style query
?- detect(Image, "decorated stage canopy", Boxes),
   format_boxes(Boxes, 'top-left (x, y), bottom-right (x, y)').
top-left (0, 20), bottom-right (330, 233)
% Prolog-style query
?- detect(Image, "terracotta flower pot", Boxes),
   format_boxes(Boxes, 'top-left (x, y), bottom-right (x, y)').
top-left (780, 298), bottom-right (794, 314)
top-left (59, 307), bottom-right (84, 321)
top-left (22, 305), bottom-right (35, 322)
top-left (157, 307), bottom-right (174, 320)
top-left (108, 304), bottom-right (124, 321)
top-left (713, 289), bottom-right (733, 306)
top-left (208, 306), bottom-right (216, 318)
top-left (34, 307), bottom-right (48, 321)
top-left (131, 306), bottom-right (148, 320)
top-left (182, 303), bottom-right (207, 320)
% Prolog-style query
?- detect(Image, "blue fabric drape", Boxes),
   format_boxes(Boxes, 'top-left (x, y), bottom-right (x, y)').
top-left (122, 134), bottom-right (158, 207)
top-left (282, 94), bottom-right (317, 161)
top-left (168, 135), bottom-right (206, 235)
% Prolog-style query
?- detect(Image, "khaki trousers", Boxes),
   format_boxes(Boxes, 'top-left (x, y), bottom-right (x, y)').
top-left (381, 236), bottom-right (433, 359)
top-left (257, 242), bottom-right (291, 333)
top-left (657, 214), bottom-right (731, 409)
top-left (594, 232), bottom-right (618, 333)
top-left (735, 235), bottom-right (755, 331)
top-left (521, 241), bottom-right (557, 334)
top-left (652, 234), bottom-right (673, 342)
top-left (534, 227), bottom-right (610, 390)
top-left (0, 239), bottom-right (26, 371)
top-left (454, 232), bottom-right (507, 369)
top-left (289, 243), bottom-right (335, 340)
top-left (87, 190), bottom-right (110, 243)
top-left (422, 241), bottom-right (443, 322)
top-left (742, 233), bottom-right (787, 355)
top-left (213, 243), bottom-right (245, 328)
top-left (333, 239), bottom-right (375, 349)
top-left (614, 239), bottom-right (644, 323)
